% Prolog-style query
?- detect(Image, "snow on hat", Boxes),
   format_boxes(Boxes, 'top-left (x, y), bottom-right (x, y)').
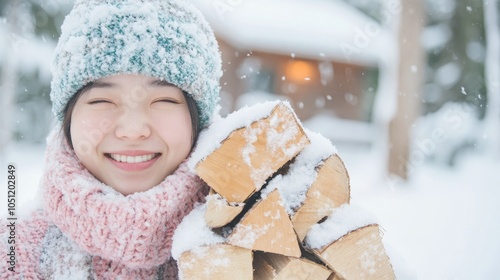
top-left (50, 0), bottom-right (222, 128)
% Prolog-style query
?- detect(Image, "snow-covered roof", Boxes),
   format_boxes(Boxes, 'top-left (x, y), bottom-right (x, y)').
top-left (191, 0), bottom-right (392, 66)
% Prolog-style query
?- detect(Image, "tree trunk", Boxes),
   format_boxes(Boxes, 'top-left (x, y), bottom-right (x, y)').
top-left (0, 1), bottom-right (19, 161)
top-left (483, 0), bottom-right (500, 157)
top-left (388, 0), bottom-right (425, 179)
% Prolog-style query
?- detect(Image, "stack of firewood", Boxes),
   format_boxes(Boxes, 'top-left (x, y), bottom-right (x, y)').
top-left (173, 101), bottom-right (395, 279)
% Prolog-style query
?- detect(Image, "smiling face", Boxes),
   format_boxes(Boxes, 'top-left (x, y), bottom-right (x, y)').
top-left (70, 74), bottom-right (193, 195)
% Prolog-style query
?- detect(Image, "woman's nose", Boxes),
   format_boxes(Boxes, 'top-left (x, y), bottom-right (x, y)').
top-left (114, 106), bottom-right (152, 140)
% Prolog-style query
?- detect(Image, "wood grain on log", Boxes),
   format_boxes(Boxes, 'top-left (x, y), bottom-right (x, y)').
top-left (254, 251), bottom-right (333, 280)
top-left (311, 225), bottom-right (395, 280)
top-left (196, 102), bottom-right (309, 203)
top-left (228, 190), bottom-right (301, 257)
top-left (205, 193), bottom-right (245, 228)
top-left (178, 244), bottom-right (253, 280)
top-left (292, 154), bottom-right (351, 241)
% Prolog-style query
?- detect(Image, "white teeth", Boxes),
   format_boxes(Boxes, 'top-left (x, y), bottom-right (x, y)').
top-left (109, 153), bottom-right (156, 163)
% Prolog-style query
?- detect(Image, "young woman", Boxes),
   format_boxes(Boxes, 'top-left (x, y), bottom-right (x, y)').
top-left (0, 0), bottom-right (221, 278)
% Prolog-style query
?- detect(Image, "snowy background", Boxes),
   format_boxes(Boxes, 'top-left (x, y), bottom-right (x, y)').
top-left (1, 0), bottom-right (500, 279)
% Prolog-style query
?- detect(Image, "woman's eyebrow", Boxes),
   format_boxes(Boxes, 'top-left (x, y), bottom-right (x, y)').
top-left (149, 79), bottom-right (176, 87)
top-left (89, 80), bottom-right (114, 89)
top-left (79, 80), bottom-right (114, 95)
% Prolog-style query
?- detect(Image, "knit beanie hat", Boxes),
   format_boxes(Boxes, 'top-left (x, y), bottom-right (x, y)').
top-left (50, 0), bottom-right (222, 128)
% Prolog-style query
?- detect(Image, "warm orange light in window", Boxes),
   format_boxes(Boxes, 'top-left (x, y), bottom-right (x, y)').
top-left (284, 60), bottom-right (316, 84)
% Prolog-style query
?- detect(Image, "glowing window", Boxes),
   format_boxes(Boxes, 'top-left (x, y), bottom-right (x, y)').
top-left (284, 60), bottom-right (317, 84)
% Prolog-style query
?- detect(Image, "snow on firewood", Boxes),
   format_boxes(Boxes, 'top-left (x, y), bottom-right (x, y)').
top-left (304, 203), bottom-right (378, 249)
top-left (263, 130), bottom-right (337, 215)
top-left (177, 244), bottom-right (253, 280)
top-left (188, 100), bottom-right (288, 171)
top-left (205, 192), bottom-right (245, 228)
top-left (227, 190), bottom-right (301, 257)
top-left (191, 101), bottom-right (309, 203)
top-left (171, 204), bottom-right (224, 260)
top-left (313, 224), bottom-right (395, 279)
top-left (244, 106), bottom-right (309, 189)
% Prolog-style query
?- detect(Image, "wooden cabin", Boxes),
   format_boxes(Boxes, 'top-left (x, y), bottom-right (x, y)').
top-left (192, 0), bottom-right (391, 145)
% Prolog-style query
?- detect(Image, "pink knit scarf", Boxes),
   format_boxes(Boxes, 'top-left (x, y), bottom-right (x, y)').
top-left (41, 128), bottom-right (206, 271)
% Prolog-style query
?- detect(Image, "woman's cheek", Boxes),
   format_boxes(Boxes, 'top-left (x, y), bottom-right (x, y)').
top-left (153, 110), bottom-right (193, 146)
top-left (71, 110), bottom-right (115, 157)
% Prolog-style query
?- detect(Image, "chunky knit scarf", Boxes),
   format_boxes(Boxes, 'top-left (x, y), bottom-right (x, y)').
top-left (40, 128), bottom-right (207, 278)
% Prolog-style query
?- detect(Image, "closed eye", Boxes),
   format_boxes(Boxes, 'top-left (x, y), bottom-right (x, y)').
top-left (153, 98), bottom-right (181, 104)
top-left (87, 99), bottom-right (113, 105)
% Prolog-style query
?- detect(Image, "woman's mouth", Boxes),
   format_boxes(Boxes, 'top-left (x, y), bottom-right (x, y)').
top-left (107, 153), bottom-right (161, 163)
top-left (105, 152), bottom-right (161, 172)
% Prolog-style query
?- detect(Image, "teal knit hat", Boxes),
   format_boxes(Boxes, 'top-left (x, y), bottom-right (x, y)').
top-left (50, 0), bottom-right (222, 128)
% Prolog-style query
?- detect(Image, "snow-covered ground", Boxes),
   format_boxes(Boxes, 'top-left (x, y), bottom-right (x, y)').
top-left (341, 145), bottom-right (500, 279)
top-left (1, 132), bottom-right (499, 279)
top-left (1, 142), bottom-right (45, 217)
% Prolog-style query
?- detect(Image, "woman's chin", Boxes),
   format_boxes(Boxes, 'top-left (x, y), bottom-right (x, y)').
top-left (105, 178), bottom-right (160, 196)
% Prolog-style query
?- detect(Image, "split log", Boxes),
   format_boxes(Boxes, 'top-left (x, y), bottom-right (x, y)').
top-left (178, 244), bottom-right (253, 280)
top-left (254, 251), bottom-right (333, 280)
top-left (292, 154), bottom-right (351, 241)
top-left (327, 273), bottom-right (344, 280)
top-left (195, 102), bottom-right (310, 203)
top-left (205, 192), bottom-right (245, 228)
top-left (311, 225), bottom-right (395, 280)
top-left (228, 190), bottom-right (301, 257)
